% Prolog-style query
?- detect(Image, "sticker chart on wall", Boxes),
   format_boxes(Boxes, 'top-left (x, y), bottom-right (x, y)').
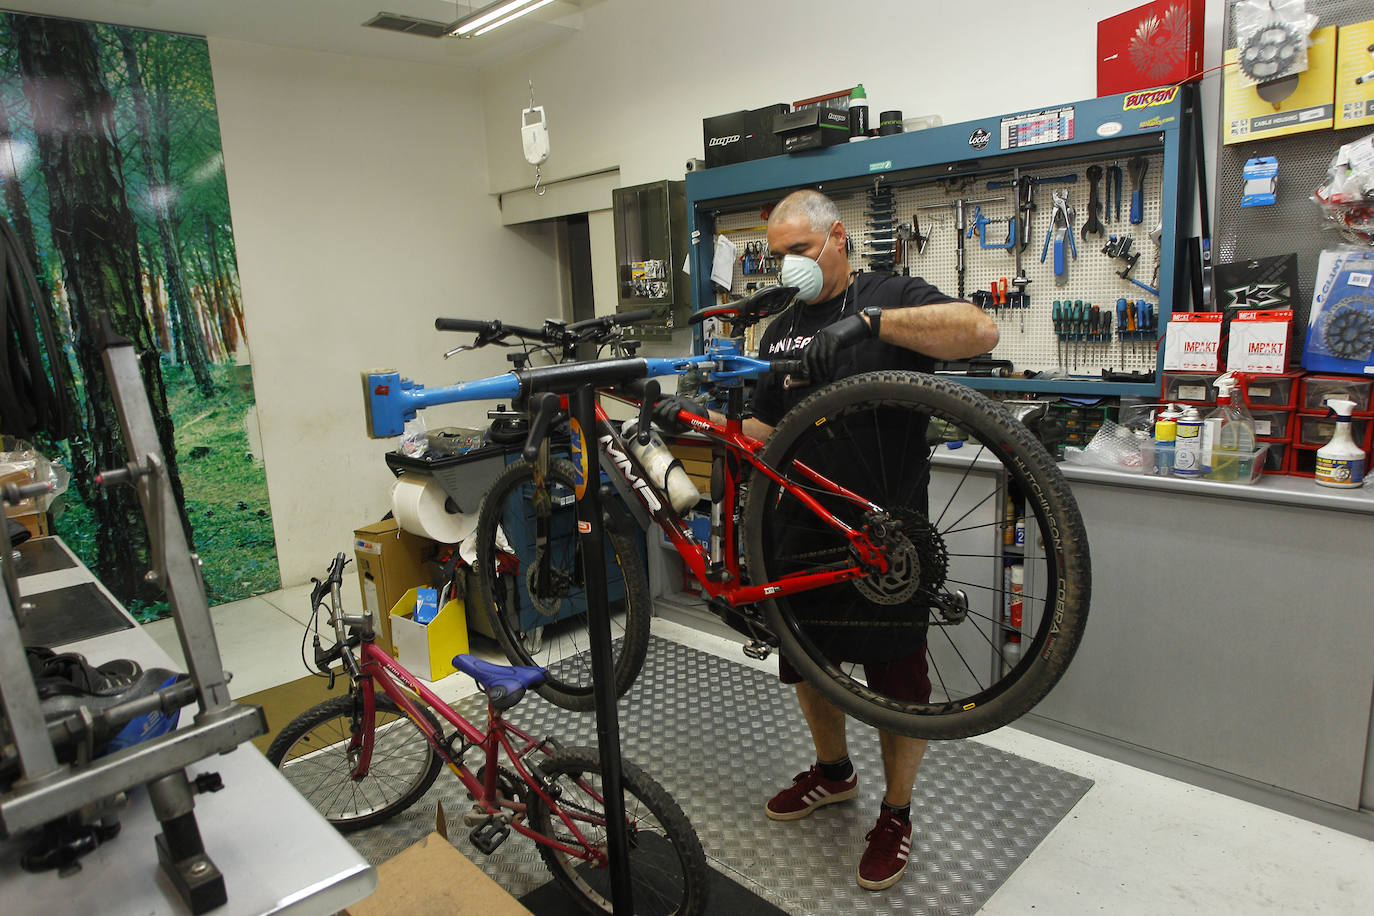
top-left (712, 151), bottom-right (1167, 379)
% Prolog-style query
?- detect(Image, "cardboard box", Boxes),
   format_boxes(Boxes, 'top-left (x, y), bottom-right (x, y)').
top-left (343, 831), bottom-right (531, 916)
top-left (774, 106), bottom-right (850, 153)
top-left (1097, 0), bottom-right (1204, 97)
top-left (702, 103), bottom-right (790, 168)
top-left (389, 586), bottom-right (468, 681)
top-left (354, 518), bottom-right (437, 655)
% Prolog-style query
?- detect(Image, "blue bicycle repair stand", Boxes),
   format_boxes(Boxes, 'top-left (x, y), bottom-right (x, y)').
top-left (567, 384), bottom-right (635, 913)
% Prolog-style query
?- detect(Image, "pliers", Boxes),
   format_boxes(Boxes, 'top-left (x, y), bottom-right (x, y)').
top-left (1039, 189), bottom-right (1077, 280)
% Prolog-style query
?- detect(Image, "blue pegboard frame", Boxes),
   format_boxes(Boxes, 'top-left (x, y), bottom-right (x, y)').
top-left (685, 89), bottom-right (1195, 398)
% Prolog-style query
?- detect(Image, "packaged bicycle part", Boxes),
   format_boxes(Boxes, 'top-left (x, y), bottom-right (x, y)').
top-left (1303, 248), bottom-right (1374, 374)
top-left (1234, 0), bottom-right (1318, 82)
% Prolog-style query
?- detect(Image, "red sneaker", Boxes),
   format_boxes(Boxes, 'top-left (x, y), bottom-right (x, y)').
top-left (857, 809), bottom-right (912, 890)
top-left (764, 764), bottom-right (858, 821)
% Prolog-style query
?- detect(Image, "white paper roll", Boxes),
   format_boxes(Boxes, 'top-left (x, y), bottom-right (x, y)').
top-left (390, 475), bottom-right (476, 544)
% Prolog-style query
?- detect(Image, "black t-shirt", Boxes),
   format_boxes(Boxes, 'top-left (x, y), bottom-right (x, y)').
top-left (749, 271), bottom-right (949, 427)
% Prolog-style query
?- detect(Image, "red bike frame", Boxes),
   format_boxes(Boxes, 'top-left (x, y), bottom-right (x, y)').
top-left (591, 394), bottom-right (891, 605)
top-left (343, 640), bottom-right (613, 864)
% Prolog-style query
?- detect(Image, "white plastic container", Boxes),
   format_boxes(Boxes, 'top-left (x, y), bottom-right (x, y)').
top-left (1315, 398), bottom-right (1366, 488)
top-left (622, 420), bottom-right (701, 514)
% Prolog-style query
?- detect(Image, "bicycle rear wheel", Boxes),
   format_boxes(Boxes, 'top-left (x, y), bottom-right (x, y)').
top-left (527, 747), bottom-right (707, 915)
top-left (742, 370), bottom-right (1090, 740)
top-left (266, 693), bottom-right (443, 831)
top-left (474, 458), bottom-right (651, 711)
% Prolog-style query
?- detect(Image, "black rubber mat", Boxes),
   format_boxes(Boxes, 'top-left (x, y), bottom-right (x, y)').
top-left (19, 582), bottom-right (133, 648)
top-left (519, 855), bottom-right (789, 915)
top-left (12, 538), bottom-right (76, 578)
top-left (338, 635), bottom-right (1093, 914)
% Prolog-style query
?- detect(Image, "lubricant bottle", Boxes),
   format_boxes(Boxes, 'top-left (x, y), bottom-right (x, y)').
top-left (1315, 398), bottom-right (1366, 488)
top-left (1173, 406), bottom-right (1204, 477)
top-left (1153, 403), bottom-right (1182, 476)
top-left (622, 420), bottom-right (702, 514)
top-left (1002, 563), bottom-right (1024, 672)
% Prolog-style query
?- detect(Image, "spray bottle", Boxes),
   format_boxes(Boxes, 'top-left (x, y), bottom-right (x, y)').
top-left (1153, 403), bottom-right (1182, 476)
top-left (1174, 406), bottom-right (1204, 477)
top-left (1204, 373), bottom-right (1257, 481)
top-left (1315, 399), bottom-right (1366, 488)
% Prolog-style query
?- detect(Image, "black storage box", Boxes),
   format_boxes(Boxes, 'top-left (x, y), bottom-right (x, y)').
top-left (702, 103), bottom-right (790, 168)
top-left (774, 106), bottom-right (851, 153)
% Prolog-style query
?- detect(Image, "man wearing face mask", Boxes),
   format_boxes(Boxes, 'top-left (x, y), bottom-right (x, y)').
top-left (735, 189), bottom-right (996, 891)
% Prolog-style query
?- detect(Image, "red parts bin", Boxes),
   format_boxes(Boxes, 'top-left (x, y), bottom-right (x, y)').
top-left (1300, 376), bottom-right (1372, 414)
top-left (1250, 408), bottom-right (1294, 441)
top-left (1233, 371), bottom-right (1301, 409)
top-left (1162, 372), bottom-right (1220, 405)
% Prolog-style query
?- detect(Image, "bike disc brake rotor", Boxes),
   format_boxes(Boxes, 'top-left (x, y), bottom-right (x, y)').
top-left (525, 547), bottom-right (575, 617)
top-left (852, 507), bottom-right (947, 606)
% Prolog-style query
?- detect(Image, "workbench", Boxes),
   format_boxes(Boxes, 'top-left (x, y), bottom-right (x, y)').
top-left (0, 538), bottom-right (377, 914)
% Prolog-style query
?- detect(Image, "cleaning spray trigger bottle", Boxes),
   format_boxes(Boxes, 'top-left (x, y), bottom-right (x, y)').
top-left (1315, 399), bottom-right (1366, 488)
top-left (1204, 373), bottom-right (1257, 481)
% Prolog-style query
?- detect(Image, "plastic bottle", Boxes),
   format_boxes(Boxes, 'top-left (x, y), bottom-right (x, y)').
top-left (1315, 398), bottom-right (1366, 488)
top-left (848, 83), bottom-right (869, 140)
top-left (622, 420), bottom-right (701, 515)
top-left (1203, 374), bottom-right (1258, 481)
top-left (1002, 564), bottom-right (1024, 670)
top-left (1174, 406), bottom-right (1204, 477)
top-left (1154, 403), bottom-right (1181, 476)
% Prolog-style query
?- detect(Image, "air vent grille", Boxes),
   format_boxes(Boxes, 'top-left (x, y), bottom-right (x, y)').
top-left (363, 12), bottom-right (453, 38)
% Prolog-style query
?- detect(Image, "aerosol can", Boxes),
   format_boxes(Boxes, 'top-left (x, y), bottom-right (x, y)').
top-left (622, 420), bottom-right (701, 514)
top-left (1153, 403), bottom-right (1182, 476)
top-left (1173, 406), bottom-right (1204, 477)
top-left (1315, 399), bottom-right (1366, 488)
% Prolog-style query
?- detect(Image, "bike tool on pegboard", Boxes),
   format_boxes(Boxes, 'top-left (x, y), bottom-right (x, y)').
top-left (865, 180), bottom-right (898, 273)
top-left (917, 192), bottom-right (1003, 302)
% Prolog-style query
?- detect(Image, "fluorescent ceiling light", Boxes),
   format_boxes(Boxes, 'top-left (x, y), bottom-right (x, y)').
top-left (472, 0), bottom-right (556, 36)
top-left (450, 0), bottom-right (552, 37)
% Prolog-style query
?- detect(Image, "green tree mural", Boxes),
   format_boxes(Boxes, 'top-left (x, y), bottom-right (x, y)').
top-left (0, 12), bottom-right (278, 618)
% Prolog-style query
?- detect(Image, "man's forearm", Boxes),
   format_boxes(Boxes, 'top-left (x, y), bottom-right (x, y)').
top-left (866, 301), bottom-right (999, 361)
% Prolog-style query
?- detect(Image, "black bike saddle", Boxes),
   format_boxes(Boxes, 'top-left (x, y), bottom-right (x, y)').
top-left (690, 285), bottom-right (799, 330)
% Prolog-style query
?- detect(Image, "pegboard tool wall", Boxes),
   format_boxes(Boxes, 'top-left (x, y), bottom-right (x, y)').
top-left (1216, 0), bottom-right (1374, 334)
top-left (713, 148), bottom-right (1168, 377)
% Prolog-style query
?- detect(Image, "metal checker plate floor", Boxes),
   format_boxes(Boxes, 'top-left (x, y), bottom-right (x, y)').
top-left (347, 635), bottom-right (1093, 914)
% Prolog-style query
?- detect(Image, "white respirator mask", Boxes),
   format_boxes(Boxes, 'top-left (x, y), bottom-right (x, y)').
top-left (778, 222), bottom-right (839, 303)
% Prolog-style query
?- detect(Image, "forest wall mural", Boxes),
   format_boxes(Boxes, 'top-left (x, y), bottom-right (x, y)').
top-left (0, 11), bottom-right (278, 619)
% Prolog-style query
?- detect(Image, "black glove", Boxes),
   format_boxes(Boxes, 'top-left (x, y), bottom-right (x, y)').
top-left (803, 313), bottom-right (875, 383)
top-left (651, 394), bottom-right (710, 434)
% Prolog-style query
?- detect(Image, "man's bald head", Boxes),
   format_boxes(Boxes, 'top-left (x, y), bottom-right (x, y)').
top-left (769, 190), bottom-right (841, 233)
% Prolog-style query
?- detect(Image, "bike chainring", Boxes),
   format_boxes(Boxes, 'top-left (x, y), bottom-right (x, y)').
top-left (852, 508), bottom-right (948, 606)
top-left (525, 548), bottom-right (574, 618)
top-left (1323, 299), bottom-right (1374, 361)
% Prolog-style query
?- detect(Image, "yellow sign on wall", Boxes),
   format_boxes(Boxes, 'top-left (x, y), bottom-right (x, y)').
top-left (1224, 26), bottom-right (1337, 144)
top-left (1335, 19), bottom-right (1374, 129)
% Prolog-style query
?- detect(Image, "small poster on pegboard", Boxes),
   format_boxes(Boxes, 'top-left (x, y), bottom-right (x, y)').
top-left (1304, 249), bottom-right (1374, 375)
top-left (1212, 253), bottom-right (1298, 336)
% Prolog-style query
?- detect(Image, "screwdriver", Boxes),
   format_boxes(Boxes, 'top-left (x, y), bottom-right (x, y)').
top-left (1052, 300), bottom-right (1064, 371)
top-left (1135, 300), bottom-right (1149, 360)
top-left (1072, 300), bottom-right (1084, 370)
top-left (1090, 304), bottom-right (1101, 361)
top-left (1116, 298), bottom-right (1128, 366)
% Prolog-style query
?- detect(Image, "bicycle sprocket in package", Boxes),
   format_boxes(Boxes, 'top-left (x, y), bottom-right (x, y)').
top-left (1303, 248), bottom-right (1374, 374)
top-left (1233, 0), bottom-right (1318, 83)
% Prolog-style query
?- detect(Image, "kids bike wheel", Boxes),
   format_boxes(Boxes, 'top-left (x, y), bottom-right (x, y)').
top-left (742, 370), bottom-right (1091, 740)
top-left (475, 458), bottom-right (651, 711)
top-left (267, 694), bottom-right (443, 831)
top-left (527, 747), bottom-right (708, 916)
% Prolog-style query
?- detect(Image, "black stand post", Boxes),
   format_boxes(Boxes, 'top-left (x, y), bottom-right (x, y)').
top-left (569, 385), bottom-right (634, 913)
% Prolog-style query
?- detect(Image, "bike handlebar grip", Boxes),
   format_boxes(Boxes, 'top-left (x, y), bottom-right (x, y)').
top-left (435, 317), bottom-right (494, 333)
top-left (772, 360), bottom-right (807, 378)
top-left (616, 307), bottom-right (657, 324)
top-left (522, 391), bottom-right (561, 463)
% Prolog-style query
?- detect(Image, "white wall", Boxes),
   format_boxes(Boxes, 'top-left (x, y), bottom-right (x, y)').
top-left (475, 0), bottom-right (1227, 312)
top-left (210, 39), bottom-right (560, 586)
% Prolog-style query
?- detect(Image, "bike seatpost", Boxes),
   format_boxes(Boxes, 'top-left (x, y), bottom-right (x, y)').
top-left (522, 391), bottom-right (562, 462)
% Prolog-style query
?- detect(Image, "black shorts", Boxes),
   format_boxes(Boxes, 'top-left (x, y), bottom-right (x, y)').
top-left (778, 641), bottom-right (932, 703)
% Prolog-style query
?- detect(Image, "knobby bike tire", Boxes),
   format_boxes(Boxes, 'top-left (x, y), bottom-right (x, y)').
top-left (266, 693), bottom-right (444, 831)
top-left (474, 457), bottom-right (652, 710)
top-left (526, 747), bottom-right (708, 916)
top-left (742, 370), bottom-right (1091, 740)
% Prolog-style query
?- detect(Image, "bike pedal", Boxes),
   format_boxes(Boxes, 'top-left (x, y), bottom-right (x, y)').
top-left (469, 816), bottom-right (510, 854)
top-left (462, 804), bottom-right (488, 827)
top-left (743, 640), bottom-right (772, 660)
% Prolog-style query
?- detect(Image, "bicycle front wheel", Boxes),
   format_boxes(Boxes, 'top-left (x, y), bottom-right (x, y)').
top-left (742, 370), bottom-right (1091, 740)
top-left (527, 747), bottom-right (708, 916)
top-left (266, 693), bottom-right (443, 831)
top-left (475, 458), bottom-right (651, 711)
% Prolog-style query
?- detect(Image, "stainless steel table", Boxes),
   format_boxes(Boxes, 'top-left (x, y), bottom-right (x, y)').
top-left (0, 538), bottom-right (376, 914)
